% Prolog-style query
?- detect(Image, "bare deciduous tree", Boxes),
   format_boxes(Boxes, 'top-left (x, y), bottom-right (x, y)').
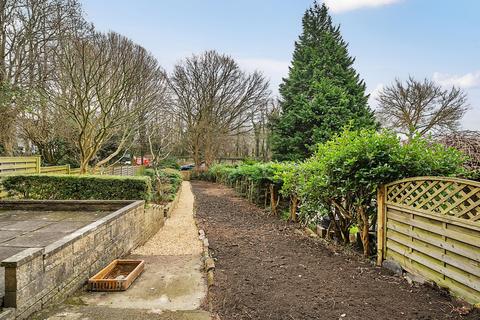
top-left (376, 77), bottom-right (469, 139)
top-left (0, 0), bottom-right (89, 156)
top-left (48, 31), bottom-right (167, 173)
top-left (1, 0), bottom-right (174, 168)
top-left (170, 50), bottom-right (270, 168)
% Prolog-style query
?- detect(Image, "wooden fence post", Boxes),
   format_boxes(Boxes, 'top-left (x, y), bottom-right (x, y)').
top-left (35, 156), bottom-right (41, 173)
top-left (376, 185), bottom-right (386, 266)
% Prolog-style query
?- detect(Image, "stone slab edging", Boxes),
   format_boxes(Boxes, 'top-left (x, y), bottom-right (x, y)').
top-left (199, 229), bottom-right (215, 287)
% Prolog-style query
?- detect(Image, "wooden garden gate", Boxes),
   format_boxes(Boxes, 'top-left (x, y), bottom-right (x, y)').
top-left (377, 177), bottom-right (480, 304)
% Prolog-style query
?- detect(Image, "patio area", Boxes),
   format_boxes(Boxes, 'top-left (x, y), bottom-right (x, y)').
top-left (0, 209), bottom-right (112, 302)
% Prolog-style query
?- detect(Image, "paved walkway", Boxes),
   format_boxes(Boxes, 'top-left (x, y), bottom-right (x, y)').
top-left (34, 182), bottom-right (210, 320)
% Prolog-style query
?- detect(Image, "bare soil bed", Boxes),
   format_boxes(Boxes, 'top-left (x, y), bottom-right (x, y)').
top-left (191, 181), bottom-right (479, 320)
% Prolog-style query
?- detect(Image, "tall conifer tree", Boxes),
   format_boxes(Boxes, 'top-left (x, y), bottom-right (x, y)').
top-left (271, 2), bottom-right (377, 161)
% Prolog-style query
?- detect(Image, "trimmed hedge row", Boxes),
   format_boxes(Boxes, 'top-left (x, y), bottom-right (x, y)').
top-left (1, 174), bottom-right (152, 201)
top-left (140, 168), bottom-right (183, 202)
top-left (197, 129), bottom-right (469, 256)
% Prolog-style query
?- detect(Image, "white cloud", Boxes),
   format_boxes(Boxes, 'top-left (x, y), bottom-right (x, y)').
top-left (324, 0), bottom-right (401, 13)
top-left (432, 71), bottom-right (480, 89)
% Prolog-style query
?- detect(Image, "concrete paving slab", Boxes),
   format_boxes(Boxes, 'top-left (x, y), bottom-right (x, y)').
top-left (0, 212), bottom-right (20, 221)
top-left (0, 220), bottom-right (52, 232)
top-left (0, 230), bottom-right (23, 243)
top-left (62, 211), bottom-right (111, 222)
top-left (0, 210), bottom-right (48, 221)
top-left (21, 211), bottom-right (76, 222)
top-left (37, 221), bottom-right (88, 233)
top-left (0, 221), bottom-right (17, 228)
top-left (0, 208), bottom-right (121, 307)
top-left (1, 231), bottom-right (66, 247)
top-left (0, 246), bottom-right (28, 261)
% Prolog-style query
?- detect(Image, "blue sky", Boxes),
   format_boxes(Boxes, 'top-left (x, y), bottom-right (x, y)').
top-left (81, 0), bottom-right (480, 130)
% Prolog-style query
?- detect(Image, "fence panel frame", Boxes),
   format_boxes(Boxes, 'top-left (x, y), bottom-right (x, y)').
top-left (0, 156), bottom-right (40, 175)
top-left (377, 176), bottom-right (480, 304)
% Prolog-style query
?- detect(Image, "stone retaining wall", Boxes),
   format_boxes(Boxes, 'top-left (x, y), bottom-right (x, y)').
top-left (0, 196), bottom-right (180, 319)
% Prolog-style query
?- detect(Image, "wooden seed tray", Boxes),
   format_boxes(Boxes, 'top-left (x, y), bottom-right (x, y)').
top-left (88, 259), bottom-right (145, 291)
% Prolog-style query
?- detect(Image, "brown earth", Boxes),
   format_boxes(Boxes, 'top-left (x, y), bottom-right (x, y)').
top-left (191, 181), bottom-right (479, 320)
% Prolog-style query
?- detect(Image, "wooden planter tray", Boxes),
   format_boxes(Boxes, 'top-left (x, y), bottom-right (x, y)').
top-left (88, 259), bottom-right (145, 291)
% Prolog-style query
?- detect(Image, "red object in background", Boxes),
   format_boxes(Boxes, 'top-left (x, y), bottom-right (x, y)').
top-left (134, 157), bottom-right (150, 166)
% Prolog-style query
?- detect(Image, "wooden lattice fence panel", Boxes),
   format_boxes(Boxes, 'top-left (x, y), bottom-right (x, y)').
top-left (377, 177), bottom-right (480, 304)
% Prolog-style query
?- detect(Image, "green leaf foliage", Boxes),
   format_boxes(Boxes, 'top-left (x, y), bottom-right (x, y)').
top-left (141, 168), bottom-right (182, 202)
top-left (270, 3), bottom-right (377, 161)
top-left (207, 162), bottom-right (288, 186)
top-left (199, 130), bottom-right (466, 255)
top-left (283, 129), bottom-right (466, 225)
top-left (1, 174), bottom-right (152, 201)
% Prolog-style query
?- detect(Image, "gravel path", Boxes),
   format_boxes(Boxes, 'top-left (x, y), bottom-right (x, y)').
top-left (133, 181), bottom-right (203, 256)
top-left (192, 181), bottom-right (479, 320)
top-left (34, 181), bottom-right (210, 320)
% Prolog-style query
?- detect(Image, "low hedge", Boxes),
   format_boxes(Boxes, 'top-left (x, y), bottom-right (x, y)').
top-left (1, 174), bottom-right (152, 201)
top-left (140, 168), bottom-right (182, 202)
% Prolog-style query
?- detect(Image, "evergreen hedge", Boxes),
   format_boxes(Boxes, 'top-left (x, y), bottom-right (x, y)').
top-left (140, 168), bottom-right (182, 202)
top-left (198, 129), bottom-right (468, 256)
top-left (1, 174), bottom-right (152, 201)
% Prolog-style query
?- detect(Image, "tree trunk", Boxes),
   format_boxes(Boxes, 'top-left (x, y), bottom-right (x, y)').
top-left (269, 184), bottom-right (279, 216)
top-left (358, 206), bottom-right (370, 256)
top-left (2, 136), bottom-right (14, 156)
top-left (0, 0), bottom-right (6, 84)
top-left (290, 195), bottom-right (298, 222)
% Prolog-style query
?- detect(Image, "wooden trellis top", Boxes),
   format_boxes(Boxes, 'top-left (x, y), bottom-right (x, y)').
top-left (385, 176), bottom-right (480, 225)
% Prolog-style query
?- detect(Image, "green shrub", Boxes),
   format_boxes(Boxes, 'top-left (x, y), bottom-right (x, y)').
top-left (1, 174), bottom-right (152, 201)
top-left (157, 157), bottom-right (181, 170)
top-left (208, 162), bottom-right (286, 186)
top-left (459, 169), bottom-right (480, 182)
top-left (139, 168), bottom-right (182, 203)
top-left (198, 130), bottom-right (466, 257)
top-left (159, 169), bottom-right (182, 196)
top-left (198, 162), bottom-right (290, 210)
top-left (281, 129), bottom-right (465, 256)
top-left (189, 170), bottom-right (212, 181)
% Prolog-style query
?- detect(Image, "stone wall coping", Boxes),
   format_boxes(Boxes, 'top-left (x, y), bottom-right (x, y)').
top-left (1, 248), bottom-right (44, 267)
top-left (0, 200), bottom-right (144, 266)
top-left (0, 199), bottom-right (137, 211)
top-left (0, 200), bottom-right (137, 205)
